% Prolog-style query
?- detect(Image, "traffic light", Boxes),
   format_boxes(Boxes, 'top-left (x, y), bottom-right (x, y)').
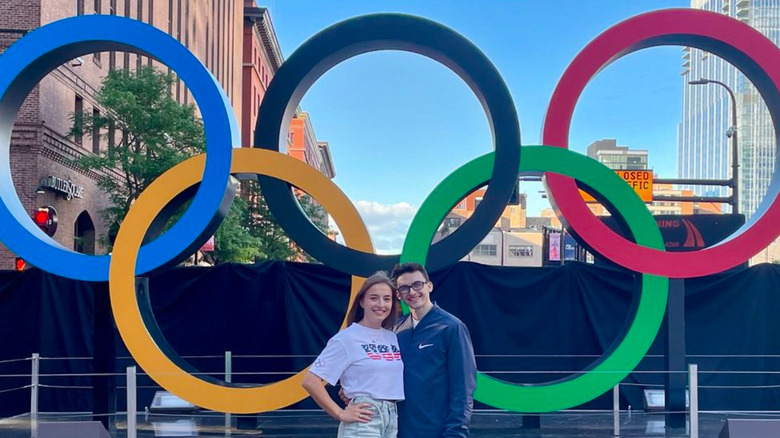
top-left (33, 206), bottom-right (58, 237)
top-left (14, 257), bottom-right (26, 271)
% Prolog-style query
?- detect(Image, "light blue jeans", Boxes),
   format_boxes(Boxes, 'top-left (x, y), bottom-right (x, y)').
top-left (337, 396), bottom-right (398, 438)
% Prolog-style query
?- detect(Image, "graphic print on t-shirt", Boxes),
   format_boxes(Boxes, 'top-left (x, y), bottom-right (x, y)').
top-left (361, 343), bottom-right (402, 361)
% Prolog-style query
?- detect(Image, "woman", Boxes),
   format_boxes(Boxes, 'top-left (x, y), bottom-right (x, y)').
top-left (302, 272), bottom-right (404, 438)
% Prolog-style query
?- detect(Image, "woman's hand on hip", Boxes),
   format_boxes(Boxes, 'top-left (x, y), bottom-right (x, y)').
top-left (339, 401), bottom-right (373, 423)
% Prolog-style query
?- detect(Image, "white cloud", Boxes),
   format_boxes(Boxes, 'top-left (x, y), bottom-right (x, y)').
top-left (329, 200), bottom-right (417, 254)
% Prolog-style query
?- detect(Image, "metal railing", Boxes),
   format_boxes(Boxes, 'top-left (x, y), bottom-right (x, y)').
top-left (7, 353), bottom-right (780, 437)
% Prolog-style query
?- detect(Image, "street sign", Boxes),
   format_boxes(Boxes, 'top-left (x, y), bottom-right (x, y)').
top-left (580, 170), bottom-right (653, 203)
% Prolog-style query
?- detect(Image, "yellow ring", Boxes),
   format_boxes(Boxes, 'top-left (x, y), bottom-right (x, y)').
top-left (109, 148), bottom-right (373, 413)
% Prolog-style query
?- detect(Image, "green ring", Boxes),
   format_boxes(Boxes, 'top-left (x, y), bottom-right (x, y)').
top-left (400, 146), bottom-right (668, 412)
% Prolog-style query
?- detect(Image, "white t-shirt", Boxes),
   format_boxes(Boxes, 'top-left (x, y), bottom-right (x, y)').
top-left (310, 323), bottom-right (404, 401)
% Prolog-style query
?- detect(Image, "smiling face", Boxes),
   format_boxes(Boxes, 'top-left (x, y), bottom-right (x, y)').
top-left (359, 283), bottom-right (395, 329)
top-left (396, 270), bottom-right (433, 313)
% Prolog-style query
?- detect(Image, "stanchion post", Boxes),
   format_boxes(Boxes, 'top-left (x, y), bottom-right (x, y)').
top-left (31, 353), bottom-right (39, 438)
top-left (93, 283), bottom-right (117, 430)
top-left (613, 384), bottom-right (620, 436)
top-left (665, 278), bottom-right (687, 429)
top-left (225, 351), bottom-right (232, 436)
top-left (689, 363), bottom-right (698, 438)
top-left (127, 366), bottom-right (137, 438)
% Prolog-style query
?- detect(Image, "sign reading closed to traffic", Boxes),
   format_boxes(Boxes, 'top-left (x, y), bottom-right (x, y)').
top-left (580, 170), bottom-right (653, 203)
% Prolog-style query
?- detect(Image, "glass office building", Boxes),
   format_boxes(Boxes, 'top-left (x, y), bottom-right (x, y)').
top-left (678, 0), bottom-right (780, 216)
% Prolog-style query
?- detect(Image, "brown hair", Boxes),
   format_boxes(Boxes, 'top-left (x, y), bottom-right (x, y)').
top-left (346, 272), bottom-right (399, 329)
top-left (390, 262), bottom-right (430, 282)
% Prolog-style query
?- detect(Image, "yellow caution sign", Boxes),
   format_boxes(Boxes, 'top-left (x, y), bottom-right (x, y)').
top-left (580, 170), bottom-right (653, 203)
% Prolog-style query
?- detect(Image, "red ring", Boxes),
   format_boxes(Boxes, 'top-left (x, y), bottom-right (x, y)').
top-left (543, 9), bottom-right (780, 278)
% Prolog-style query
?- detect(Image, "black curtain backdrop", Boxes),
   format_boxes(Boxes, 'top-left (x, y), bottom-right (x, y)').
top-left (1, 261), bottom-right (780, 416)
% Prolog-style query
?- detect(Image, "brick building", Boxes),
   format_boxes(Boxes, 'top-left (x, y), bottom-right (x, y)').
top-left (288, 113), bottom-right (335, 179)
top-left (0, 0), bottom-right (243, 269)
top-left (242, 3), bottom-right (335, 233)
top-left (242, 2), bottom-right (280, 148)
top-left (433, 188), bottom-right (534, 266)
top-left (242, 4), bottom-right (334, 175)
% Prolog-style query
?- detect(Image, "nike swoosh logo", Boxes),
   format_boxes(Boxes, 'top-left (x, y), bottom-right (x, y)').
top-left (418, 343), bottom-right (434, 349)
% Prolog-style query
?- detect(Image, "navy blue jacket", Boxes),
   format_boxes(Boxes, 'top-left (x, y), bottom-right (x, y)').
top-left (395, 304), bottom-right (477, 438)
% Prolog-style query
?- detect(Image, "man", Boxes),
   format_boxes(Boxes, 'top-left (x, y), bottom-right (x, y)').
top-left (391, 262), bottom-right (477, 438)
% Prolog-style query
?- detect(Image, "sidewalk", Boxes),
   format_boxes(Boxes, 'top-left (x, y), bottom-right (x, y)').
top-left (0, 410), bottom-right (736, 437)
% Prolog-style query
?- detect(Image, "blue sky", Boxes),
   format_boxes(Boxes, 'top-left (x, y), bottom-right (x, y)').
top-left (266, 1), bottom-right (689, 252)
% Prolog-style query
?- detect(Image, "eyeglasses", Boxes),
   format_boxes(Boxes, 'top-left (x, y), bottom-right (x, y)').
top-left (397, 280), bottom-right (429, 295)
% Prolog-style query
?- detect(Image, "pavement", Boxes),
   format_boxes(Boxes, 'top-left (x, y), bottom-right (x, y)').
top-left (0, 410), bottom-right (749, 437)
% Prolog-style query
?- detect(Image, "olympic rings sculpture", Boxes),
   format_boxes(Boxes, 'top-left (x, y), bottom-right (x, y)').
top-left (1, 8), bottom-right (779, 414)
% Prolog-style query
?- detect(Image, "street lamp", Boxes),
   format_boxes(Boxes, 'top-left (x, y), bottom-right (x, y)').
top-left (688, 78), bottom-right (739, 214)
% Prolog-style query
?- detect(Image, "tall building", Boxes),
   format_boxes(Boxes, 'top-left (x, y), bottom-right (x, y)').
top-left (288, 112), bottom-right (334, 231)
top-left (242, 3), bottom-right (282, 148)
top-left (1, 0), bottom-right (243, 269)
top-left (288, 113), bottom-right (335, 179)
top-left (679, 0), bottom-right (779, 216)
top-left (586, 139), bottom-right (648, 170)
top-left (241, 3), bottom-right (334, 244)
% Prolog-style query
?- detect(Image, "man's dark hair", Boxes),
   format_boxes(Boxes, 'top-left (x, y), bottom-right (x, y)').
top-left (390, 262), bottom-right (430, 283)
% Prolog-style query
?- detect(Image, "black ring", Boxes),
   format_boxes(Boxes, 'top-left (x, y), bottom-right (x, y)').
top-left (254, 14), bottom-right (521, 276)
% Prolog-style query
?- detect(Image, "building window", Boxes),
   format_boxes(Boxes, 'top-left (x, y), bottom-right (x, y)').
top-left (473, 244), bottom-right (497, 257)
top-left (205, 26), bottom-right (209, 67)
top-left (74, 96), bottom-right (84, 146)
top-left (108, 0), bottom-right (116, 68)
top-left (445, 217), bottom-right (462, 228)
top-left (183, 0), bottom-right (189, 46)
top-left (509, 245), bottom-right (534, 258)
top-left (92, 108), bottom-right (101, 153)
top-left (167, 0), bottom-right (173, 33)
top-left (123, 0), bottom-right (130, 69)
top-left (74, 211), bottom-right (96, 255)
top-left (136, 0), bottom-right (143, 69)
top-left (107, 119), bottom-right (115, 156)
top-left (92, 0), bottom-right (102, 67)
top-left (77, 0), bottom-right (84, 15)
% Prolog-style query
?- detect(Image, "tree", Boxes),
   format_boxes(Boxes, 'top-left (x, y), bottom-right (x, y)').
top-left (71, 66), bottom-right (330, 264)
top-left (206, 194), bottom-right (263, 264)
top-left (70, 66), bottom-right (205, 247)
top-left (241, 180), bottom-right (328, 263)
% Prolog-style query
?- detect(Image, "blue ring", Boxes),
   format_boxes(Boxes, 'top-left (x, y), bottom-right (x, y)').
top-left (0, 15), bottom-right (238, 281)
